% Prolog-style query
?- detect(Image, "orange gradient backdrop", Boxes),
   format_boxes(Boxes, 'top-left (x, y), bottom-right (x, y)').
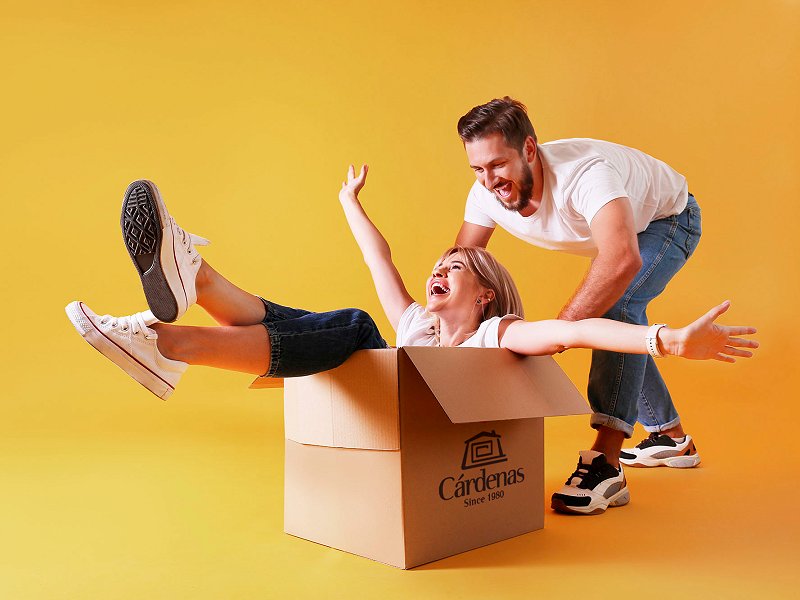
top-left (1, 1), bottom-right (797, 598)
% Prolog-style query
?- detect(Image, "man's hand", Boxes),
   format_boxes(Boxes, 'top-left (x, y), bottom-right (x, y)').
top-left (558, 198), bottom-right (642, 320)
top-left (339, 164), bottom-right (368, 203)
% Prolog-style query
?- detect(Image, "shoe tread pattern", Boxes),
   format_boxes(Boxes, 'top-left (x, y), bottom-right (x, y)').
top-left (122, 186), bottom-right (159, 256)
top-left (121, 182), bottom-right (179, 322)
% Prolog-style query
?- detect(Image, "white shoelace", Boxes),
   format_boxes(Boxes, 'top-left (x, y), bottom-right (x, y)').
top-left (99, 313), bottom-right (156, 340)
top-left (171, 217), bottom-right (210, 265)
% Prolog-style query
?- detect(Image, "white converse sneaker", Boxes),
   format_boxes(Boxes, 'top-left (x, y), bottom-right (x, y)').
top-left (65, 301), bottom-right (188, 400)
top-left (551, 451), bottom-right (630, 516)
top-left (121, 180), bottom-right (209, 323)
top-left (619, 433), bottom-right (701, 468)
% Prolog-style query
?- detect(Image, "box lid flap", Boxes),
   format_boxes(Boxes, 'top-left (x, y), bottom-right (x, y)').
top-left (262, 350), bottom-right (400, 450)
top-left (249, 377), bottom-right (284, 389)
top-left (401, 347), bottom-right (588, 423)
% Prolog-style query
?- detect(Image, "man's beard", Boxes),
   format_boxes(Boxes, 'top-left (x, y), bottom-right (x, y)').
top-left (495, 167), bottom-right (533, 213)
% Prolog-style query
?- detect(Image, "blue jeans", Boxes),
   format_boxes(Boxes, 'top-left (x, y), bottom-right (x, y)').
top-left (258, 299), bottom-right (389, 378)
top-left (588, 194), bottom-right (702, 437)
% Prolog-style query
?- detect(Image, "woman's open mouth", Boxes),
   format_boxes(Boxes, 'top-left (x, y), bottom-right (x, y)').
top-left (430, 282), bottom-right (450, 296)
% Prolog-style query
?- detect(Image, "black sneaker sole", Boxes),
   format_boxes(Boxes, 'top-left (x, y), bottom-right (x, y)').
top-left (551, 497), bottom-right (607, 516)
top-left (551, 485), bottom-right (629, 516)
top-left (121, 180), bottom-right (179, 322)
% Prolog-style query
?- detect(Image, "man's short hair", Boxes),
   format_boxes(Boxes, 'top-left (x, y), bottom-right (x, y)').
top-left (457, 96), bottom-right (537, 151)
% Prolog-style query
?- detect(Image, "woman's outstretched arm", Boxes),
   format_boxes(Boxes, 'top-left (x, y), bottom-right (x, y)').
top-left (339, 165), bottom-right (414, 330)
top-left (499, 300), bottom-right (758, 362)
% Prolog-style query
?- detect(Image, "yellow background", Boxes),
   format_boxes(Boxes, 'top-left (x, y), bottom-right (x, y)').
top-left (2, 1), bottom-right (798, 597)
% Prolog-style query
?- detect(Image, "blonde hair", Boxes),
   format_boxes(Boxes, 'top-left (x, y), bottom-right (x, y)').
top-left (436, 245), bottom-right (525, 320)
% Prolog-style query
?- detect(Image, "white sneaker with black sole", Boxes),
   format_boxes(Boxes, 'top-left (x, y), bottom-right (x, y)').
top-left (551, 451), bottom-right (630, 516)
top-left (619, 433), bottom-right (700, 468)
top-left (65, 301), bottom-right (188, 400)
top-left (121, 180), bottom-right (209, 323)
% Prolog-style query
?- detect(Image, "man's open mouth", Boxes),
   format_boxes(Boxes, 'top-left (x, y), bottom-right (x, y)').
top-left (494, 181), bottom-right (513, 200)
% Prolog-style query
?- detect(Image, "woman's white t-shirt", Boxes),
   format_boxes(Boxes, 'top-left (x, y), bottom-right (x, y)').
top-left (395, 303), bottom-right (521, 348)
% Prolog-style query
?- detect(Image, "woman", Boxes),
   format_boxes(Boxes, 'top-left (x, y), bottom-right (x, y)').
top-left (67, 168), bottom-right (758, 515)
top-left (66, 168), bottom-right (756, 402)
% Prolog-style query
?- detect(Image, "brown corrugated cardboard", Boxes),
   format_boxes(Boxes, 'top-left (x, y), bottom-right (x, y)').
top-left (282, 350), bottom-right (399, 450)
top-left (284, 441), bottom-right (405, 567)
top-left (251, 347), bottom-right (589, 569)
top-left (403, 347), bottom-right (589, 421)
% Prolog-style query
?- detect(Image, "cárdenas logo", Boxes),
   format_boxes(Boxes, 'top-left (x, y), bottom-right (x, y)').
top-left (438, 430), bottom-right (525, 507)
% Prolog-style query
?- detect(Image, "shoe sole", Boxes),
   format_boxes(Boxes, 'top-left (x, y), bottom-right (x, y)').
top-left (551, 487), bottom-right (630, 516)
top-left (65, 301), bottom-right (174, 400)
top-left (620, 454), bottom-right (701, 468)
top-left (121, 180), bottom-right (182, 323)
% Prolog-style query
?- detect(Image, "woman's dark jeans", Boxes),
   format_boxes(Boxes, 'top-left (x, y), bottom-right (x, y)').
top-left (258, 298), bottom-right (389, 378)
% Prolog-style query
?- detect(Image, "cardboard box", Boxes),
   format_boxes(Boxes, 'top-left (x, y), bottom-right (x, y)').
top-left (251, 347), bottom-right (589, 569)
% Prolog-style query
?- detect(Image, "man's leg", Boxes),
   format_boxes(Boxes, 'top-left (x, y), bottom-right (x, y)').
top-left (638, 357), bottom-right (682, 435)
top-left (551, 288), bottom-right (649, 514)
top-left (619, 196), bottom-right (703, 467)
top-left (552, 198), bottom-right (700, 514)
top-left (587, 207), bottom-right (696, 463)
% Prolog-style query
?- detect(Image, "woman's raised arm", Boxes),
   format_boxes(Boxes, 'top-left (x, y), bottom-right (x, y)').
top-left (499, 300), bottom-right (758, 362)
top-left (339, 165), bottom-right (415, 330)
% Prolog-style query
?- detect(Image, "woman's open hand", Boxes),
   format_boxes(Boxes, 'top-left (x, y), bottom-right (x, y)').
top-left (665, 301), bottom-right (758, 362)
top-left (339, 164), bottom-right (368, 203)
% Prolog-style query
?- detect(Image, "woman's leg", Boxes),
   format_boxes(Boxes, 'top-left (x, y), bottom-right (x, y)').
top-left (66, 302), bottom-right (385, 400)
top-left (193, 260), bottom-right (267, 326)
top-left (121, 179), bottom-right (275, 327)
top-left (152, 306), bottom-right (387, 378)
top-left (152, 259), bottom-right (375, 376)
top-left (154, 322), bottom-right (270, 375)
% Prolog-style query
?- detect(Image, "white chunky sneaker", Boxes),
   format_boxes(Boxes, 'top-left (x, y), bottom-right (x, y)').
top-left (121, 180), bottom-right (209, 323)
top-left (65, 301), bottom-right (188, 400)
top-left (551, 451), bottom-right (630, 516)
top-left (620, 433), bottom-right (701, 468)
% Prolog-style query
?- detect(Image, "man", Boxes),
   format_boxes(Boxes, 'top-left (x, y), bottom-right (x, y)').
top-left (455, 97), bottom-right (702, 515)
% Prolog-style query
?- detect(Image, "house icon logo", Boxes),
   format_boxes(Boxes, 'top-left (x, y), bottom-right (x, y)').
top-left (461, 430), bottom-right (507, 470)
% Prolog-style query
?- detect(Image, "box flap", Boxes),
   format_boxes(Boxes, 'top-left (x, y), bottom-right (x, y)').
top-left (249, 377), bottom-right (284, 389)
top-left (283, 350), bottom-right (400, 450)
top-left (401, 347), bottom-right (588, 423)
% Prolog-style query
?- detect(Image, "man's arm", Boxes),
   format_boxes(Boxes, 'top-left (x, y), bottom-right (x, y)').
top-left (558, 198), bottom-right (642, 321)
top-left (455, 221), bottom-right (494, 248)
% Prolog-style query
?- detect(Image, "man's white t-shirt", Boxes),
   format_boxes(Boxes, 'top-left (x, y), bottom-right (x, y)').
top-left (396, 303), bottom-right (520, 348)
top-left (464, 138), bottom-right (689, 257)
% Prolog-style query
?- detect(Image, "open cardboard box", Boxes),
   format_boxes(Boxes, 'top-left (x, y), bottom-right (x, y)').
top-left (251, 347), bottom-right (589, 569)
